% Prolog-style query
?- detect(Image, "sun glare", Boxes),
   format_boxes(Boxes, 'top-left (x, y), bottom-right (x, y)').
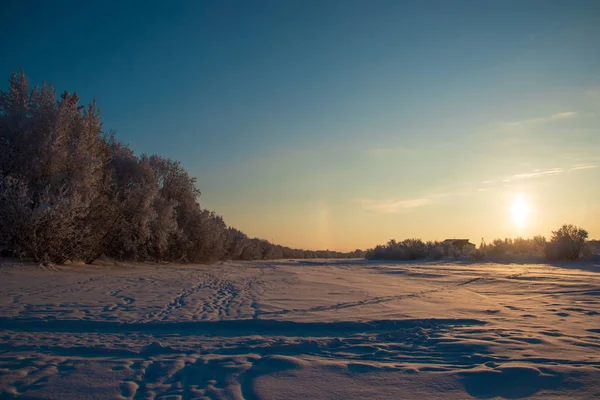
top-left (509, 195), bottom-right (531, 227)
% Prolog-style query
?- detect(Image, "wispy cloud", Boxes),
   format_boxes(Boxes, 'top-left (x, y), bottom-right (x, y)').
top-left (356, 188), bottom-right (472, 213)
top-left (551, 111), bottom-right (577, 119)
top-left (358, 163), bottom-right (597, 214)
top-left (357, 197), bottom-right (433, 213)
top-left (481, 164), bottom-right (597, 186)
top-left (507, 168), bottom-right (564, 181)
top-left (569, 163), bottom-right (597, 171)
top-left (507, 111), bottom-right (577, 126)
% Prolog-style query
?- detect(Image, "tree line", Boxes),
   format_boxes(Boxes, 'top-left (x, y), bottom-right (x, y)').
top-left (366, 224), bottom-right (593, 261)
top-left (0, 71), bottom-right (363, 265)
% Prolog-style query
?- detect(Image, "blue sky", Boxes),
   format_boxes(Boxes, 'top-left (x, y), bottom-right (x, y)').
top-left (2, 0), bottom-right (599, 249)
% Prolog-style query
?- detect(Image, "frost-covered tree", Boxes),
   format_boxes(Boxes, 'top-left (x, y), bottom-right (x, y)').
top-left (0, 71), bottom-right (359, 264)
top-left (0, 71), bottom-right (110, 263)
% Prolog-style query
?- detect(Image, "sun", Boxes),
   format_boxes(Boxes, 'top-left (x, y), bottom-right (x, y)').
top-left (509, 195), bottom-right (531, 227)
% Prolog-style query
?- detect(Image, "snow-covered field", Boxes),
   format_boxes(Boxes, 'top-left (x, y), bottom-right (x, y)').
top-left (1, 259), bottom-right (599, 399)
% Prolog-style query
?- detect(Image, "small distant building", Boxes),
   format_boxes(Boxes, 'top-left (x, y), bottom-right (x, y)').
top-left (442, 239), bottom-right (476, 255)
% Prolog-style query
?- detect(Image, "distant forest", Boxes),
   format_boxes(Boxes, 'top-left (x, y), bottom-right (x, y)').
top-left (0, 71), bottom-right (364, 264)
top-left (367, 225), bottom-right (595, 262)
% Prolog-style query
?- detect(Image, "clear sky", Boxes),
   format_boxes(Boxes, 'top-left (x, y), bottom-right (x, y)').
top-left (2, 0), bottom-right (599, 250)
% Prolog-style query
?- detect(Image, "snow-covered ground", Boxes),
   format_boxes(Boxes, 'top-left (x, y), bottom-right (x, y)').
top-left (1, 259), bottom-right (599, 399)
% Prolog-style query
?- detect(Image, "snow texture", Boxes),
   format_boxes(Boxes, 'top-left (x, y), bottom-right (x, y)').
top-left (1, 259), bottom-right (599, 399)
